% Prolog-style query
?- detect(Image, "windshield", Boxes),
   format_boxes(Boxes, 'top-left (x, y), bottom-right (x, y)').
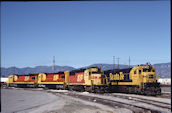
top-left (91, 68), bottom-right (101, 74)
top-left (143, 68), bottom-right (151, 72)
top-left (92, 71), bottom-right (101, 74)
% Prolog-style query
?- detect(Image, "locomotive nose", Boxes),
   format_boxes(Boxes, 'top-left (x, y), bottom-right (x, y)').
top-left (149, 74), bottom-right (154, 79)
top-left (145, 73), bottom-right (156, 83)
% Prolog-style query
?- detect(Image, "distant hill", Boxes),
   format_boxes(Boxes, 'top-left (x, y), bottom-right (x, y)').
top-left (1, 65), bottom-right (75, 77)
top-left (85, 63), bottom-right (130, 70)
top-left (1, 63), bottom-right (171, 78)
top-left (87, 63), bottom-right (171, 78)
top-left (153, 63), bottom-right (171, 78)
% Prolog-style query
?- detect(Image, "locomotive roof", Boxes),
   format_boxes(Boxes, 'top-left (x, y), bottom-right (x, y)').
top-left (44, 71), bottom-right (65, 74)
top-left (104, 68), bottom-right (132, 75)
top-left (15, 74), bottom-right (39, 76)
top-left (89, 66), bottom-right (100, 68)
top-left (69, 67), bottom-right (101, 74)
top-left (70, 68), bottom-right (87, 73)
top-left (114, 68), bottom-right (132, 74)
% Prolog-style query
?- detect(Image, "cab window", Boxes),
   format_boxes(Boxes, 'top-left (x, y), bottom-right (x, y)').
top-left (92, 69), bottom-right (101, 74)
top-left (134, 70), bottom-right (137, 74)
top-left (143, 68), bottom-right (151, 72)
top-left (139, 70), bottom-right (141, 74)
top-left (149, 75), bottom-right (153, 78)
top-left (92, 71), bottom-right (100, 74)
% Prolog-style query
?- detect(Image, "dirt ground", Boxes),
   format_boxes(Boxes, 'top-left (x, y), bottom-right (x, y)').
top-left (161, 86), bottom-right (171, 93)
top-left (1, 86), bottom-right (170, 113)
top-left (1, 88), bottom-right (120, 113)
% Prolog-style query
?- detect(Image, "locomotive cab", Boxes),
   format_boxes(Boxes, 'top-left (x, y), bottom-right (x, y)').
top-left (141, 65), bottom-right (156, 84)
top-left (89, 67), bottom-right (106, 85)
top-left (7, 75), bottom-right (17, 87)
top-left (132, 64), bottom-right (161, 95)
top-left (84, 67), bottom-right (107, 92)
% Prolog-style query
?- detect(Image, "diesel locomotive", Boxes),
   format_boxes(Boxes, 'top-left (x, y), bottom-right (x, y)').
top-left (7, 74), bottom-right (38, 88)
top-left (105, 63), bottom-right (161, 95)
top-left (7, 63), bottom-right (161, 95)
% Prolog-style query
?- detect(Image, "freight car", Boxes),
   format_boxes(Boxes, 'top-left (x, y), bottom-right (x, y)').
top-left (105, 63), bottom-right (161, 95)
top-left (7, 74), bottom-right (39, 88)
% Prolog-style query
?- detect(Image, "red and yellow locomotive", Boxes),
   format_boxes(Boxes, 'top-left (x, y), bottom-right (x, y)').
top-left (65, 67), bottom-right (107, 93)
top-left (37, 72), bottom-right (66, 89)
top-left (7, 74), bottom-right (38, 88)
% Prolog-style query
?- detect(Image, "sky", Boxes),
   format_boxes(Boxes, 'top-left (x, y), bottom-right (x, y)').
top-left (1, 1), bottom-right (171, 68)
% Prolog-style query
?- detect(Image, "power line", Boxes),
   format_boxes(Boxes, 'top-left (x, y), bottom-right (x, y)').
top-left (129, 56), bottom-right (130, 68)
top-left (113, 56), bottom-right (115, 74)
top-left (52, 56), bottom-right (55, 73)
top-left (116, 57), bottom-right (120, 69)
top-left (13, 66), bottom-right (16, 74)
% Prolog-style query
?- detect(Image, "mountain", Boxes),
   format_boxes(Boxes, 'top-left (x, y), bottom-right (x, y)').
top-left (1, 65), bottom-right (75, 77)
top-left (87, 63), bottom-right (171, 78)
top-left (1, 63), bottom-right (171, 78)
top-left (153, 63), bottom-right (171, 78)
top-left (84, 63), bottom-right (130, 70)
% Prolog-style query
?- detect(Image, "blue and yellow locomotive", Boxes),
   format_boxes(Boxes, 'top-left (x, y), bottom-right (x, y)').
top-left (105, 63), bottom-right (161, 95)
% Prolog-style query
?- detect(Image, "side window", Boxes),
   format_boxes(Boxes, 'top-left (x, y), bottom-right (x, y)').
top-left (149, 75), bottom-right (153, 78)
top-left (139, 70), bottom-right (141, 74)
top-left (134, 70), bottom-right (137, 74)
top-left (89, 74), bottom-right (91, 80)
top-left (32, 77), bottom-right (35, 80)
top-left (152, 69), bottom-right (155, 72)
top-left (70, 72), bottom-right (75, 76)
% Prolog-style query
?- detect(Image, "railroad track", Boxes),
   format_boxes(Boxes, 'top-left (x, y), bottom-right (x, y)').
top-left (108, 94), bottom-right (171, 110)
top-left (157, 93), bottom-right (171, 99)
top-left (8, 88), bottom-right (171, 113)
top-left (115, 96), bottom-right (171, 110)
top-left (48, 90), bottom-right (171, 113)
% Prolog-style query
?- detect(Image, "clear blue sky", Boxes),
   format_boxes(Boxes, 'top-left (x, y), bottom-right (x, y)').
top-left (1, 1), bottom-right (171, 68)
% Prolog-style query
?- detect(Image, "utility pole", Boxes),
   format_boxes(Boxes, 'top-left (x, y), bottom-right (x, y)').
top-left (129, 56), bottom-right (130, 68)
top-left (13, 66), bottom-right (16, 74)
top-left (116, 57), bottom-right (120, 69)
top-left (52, 56), bottom-right (55, 73)
top-left (113, 56), bottom-right (115, 74)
